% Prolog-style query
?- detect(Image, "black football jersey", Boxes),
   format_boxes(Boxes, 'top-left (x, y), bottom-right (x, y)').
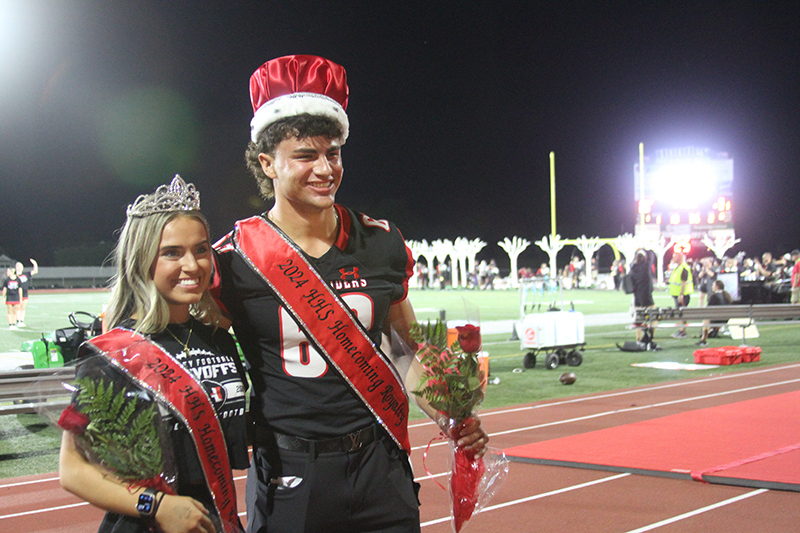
top-left (17, 274), bottom-right (29, 297)
top-left (3, 278), bottom-right (21, 303)
top-left (213, 205), bottom-right (413, 439)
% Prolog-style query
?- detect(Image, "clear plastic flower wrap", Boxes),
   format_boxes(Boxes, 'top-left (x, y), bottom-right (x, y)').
top-left (400, 319), bottom-right (509, 533)
top-left (437, 415), bottom-right (509, 533)
top-left (49, 351), bottom-right (177, 495)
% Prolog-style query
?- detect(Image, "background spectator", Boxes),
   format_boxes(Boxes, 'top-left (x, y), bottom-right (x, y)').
top-left (696, 280), bottom-right (733, 346)
top-left (791, 250), bottom-right (800, 304)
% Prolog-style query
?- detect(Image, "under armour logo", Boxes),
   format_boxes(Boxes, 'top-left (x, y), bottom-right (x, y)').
top-left (340, 267), bottom-right (360, 280)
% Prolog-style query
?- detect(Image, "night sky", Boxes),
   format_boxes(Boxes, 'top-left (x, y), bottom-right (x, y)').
top-left (1, 1), bottom-right (798, 270)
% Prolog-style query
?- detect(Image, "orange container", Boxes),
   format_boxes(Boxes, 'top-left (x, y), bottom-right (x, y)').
top-left (478, 354), bottom-right (489, 389)
top-left (447, 328), bottom-right (459, 347)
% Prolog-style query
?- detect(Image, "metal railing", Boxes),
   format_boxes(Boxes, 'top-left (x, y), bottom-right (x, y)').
top-left (0, 367), bottom-right (76, 416)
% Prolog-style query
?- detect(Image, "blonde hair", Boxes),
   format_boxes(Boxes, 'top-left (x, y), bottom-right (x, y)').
top-left (105, 211), bottom-right (221, 334)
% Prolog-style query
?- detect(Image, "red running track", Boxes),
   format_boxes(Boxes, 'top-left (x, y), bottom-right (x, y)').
top-left (4, 363), bottom-right (800, 532)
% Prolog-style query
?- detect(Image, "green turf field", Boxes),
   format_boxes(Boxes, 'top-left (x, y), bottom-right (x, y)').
top-left (1, 287), bottom-right (799, 479)
top-left (0, 292), bottom-right (108, 354)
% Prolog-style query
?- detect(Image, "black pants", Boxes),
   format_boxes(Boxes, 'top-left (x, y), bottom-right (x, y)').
top-left (246, 431), bottom-right (420, 533)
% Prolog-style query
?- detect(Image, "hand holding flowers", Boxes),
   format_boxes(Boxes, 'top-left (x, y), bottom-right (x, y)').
top-left (57, 371), bottom-right (175, 494)
top-left (408, 320), bottom-right (507, 533)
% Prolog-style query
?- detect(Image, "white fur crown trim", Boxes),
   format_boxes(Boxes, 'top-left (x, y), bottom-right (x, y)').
top-left (250, 92), bottom-right (349, 143)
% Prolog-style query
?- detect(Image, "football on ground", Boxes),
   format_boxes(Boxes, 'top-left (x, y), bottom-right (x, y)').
top-left (559, 372), bottom-right (577, 385)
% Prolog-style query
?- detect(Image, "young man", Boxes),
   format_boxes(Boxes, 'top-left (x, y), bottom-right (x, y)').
top-left (695, 280), bottom-right (733, 346)
top-left (212, 55), bottom-right (488, 533)
top-left (756, 251), bottom-right (778, 280)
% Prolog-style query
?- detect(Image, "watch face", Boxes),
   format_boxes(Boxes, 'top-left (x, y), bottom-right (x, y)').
top-left (137, 492), bottom-right (155, 515)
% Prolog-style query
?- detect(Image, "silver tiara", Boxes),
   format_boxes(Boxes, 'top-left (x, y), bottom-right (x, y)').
top-left (126, 175), bottom-right (201, 218)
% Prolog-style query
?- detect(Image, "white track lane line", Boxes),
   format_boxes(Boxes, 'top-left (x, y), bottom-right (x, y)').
top-left (414, 471), bottom-right (449, 482)
top-left (0, 474), bottom-right (250, 520)
top-left (412, 377), bottom-right (800, 451)
top-left (0, 502), bottom-right (89, 521)
top-left (0, 473), bottom-right (247, 491)
top-left (0, 476), bottom-right (59, 489)
top-left (623, 489), bottom-right (768, 532)
top-left (421, 473), bottom-right (631, 527)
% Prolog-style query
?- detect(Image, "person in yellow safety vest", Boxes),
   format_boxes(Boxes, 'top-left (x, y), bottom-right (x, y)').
top-left (669, 252), bottom-right (694, 338)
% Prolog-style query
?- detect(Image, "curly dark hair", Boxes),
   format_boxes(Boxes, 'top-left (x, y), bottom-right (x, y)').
top-left (245, 114), bottom-right (344, 199)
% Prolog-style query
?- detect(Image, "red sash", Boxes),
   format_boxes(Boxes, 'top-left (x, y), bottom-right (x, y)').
top-left (89, 329), bottom-right (240, 533)
top-left (234, 216), bottom-right (411, 453)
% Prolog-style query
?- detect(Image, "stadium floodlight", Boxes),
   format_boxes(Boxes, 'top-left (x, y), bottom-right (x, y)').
top-left (634, 147), bottom-right (735, 244)
top-left (650, 160), bottom-right (717, 209)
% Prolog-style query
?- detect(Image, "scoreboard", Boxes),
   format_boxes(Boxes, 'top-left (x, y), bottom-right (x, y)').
top-left (634, 147), bottom-right (734, 240)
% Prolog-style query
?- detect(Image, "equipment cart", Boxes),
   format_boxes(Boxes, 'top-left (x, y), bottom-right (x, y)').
top-left (515, 278), bottom-right (586, 370)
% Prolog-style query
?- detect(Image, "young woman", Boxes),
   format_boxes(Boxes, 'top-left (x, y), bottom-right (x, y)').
top-left (59, 176), bottom-right (248, 533)
top-left (3, 267), bottom-right (22, 329)
top-left (15, 258), bottom-right (38, 327)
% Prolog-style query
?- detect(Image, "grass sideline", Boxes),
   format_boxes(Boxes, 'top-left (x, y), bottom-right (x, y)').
top-left (2, 287), bottom-right (799, 479)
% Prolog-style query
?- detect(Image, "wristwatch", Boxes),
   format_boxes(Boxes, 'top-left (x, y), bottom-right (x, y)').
top-left (136, 488), bottom-right (159, 519)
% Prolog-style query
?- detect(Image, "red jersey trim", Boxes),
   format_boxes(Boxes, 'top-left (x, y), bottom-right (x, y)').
top-left (333, 204), bottom-right (351, 251)
top-left (398, 228), bottom-right (414, 303)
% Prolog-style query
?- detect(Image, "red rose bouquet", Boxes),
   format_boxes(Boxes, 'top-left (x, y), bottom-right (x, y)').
top-left (55, 354), bottom-right (176, 494)
top-left (409, 320), bottom-right (508, 533)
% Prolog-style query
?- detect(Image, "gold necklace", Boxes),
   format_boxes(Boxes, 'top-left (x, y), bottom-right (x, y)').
top-left (165, 322), bottom-right (193, 356)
